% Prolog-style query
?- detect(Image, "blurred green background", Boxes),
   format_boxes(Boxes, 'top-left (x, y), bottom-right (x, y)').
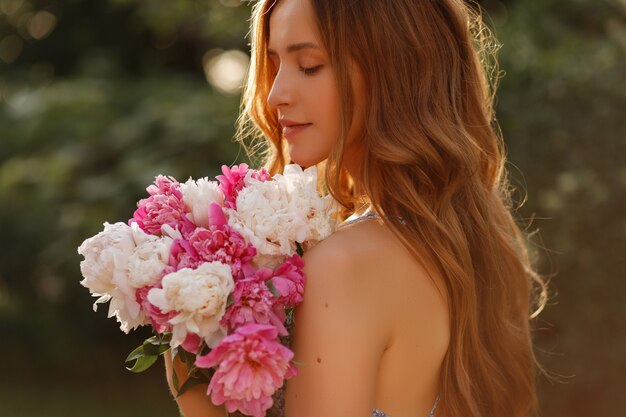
top-left (0, 0), bottom-right (624, 416)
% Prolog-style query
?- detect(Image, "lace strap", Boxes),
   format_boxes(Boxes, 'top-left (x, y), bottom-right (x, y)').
top-left (341, 212), bottom-right (379, 226)
top-left (341, 212), bottom-right (406, 227)
top-left (428, 394), bottom-right (440, 417)
top-left (372, 394), bottom-right (440, 417)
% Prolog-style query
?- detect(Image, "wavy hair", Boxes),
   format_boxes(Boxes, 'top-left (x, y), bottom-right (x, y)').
top-left (236, 0), bottom-right (550, 416)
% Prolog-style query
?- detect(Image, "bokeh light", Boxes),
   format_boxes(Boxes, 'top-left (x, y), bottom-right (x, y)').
top-left (203, 48), bottom-right (250, 95)
top-left (27, 10), bottom-right (56, 40)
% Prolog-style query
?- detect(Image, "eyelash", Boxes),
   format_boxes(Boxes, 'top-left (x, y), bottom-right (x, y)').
top-left (299, 65), bottom-right (323, 76)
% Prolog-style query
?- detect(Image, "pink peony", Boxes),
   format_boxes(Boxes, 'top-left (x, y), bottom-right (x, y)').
top-left (168, 238), bottom-right (202, 272)
top-left (270, 254), bottom-right (306, 308)
top-left (216, 163), bottom-right (271, 210)
top-left (129, 175), bottom-right (194, 236)
top-left (181, 332), bottom-right (202, 354)
top-left (168, 204), bottom-right (256, 279)
top-left (195, 323), bottom-right (298, 417)
top-left (135, 285), bottom-right (176, 333)
top-left (219, 268), bottom-right (287, 336)
top-left (252, 168), bottom-right (271, 182)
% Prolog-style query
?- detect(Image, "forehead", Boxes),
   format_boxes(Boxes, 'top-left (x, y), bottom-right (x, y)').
top-left (267, 0), bottom-right (321, 50)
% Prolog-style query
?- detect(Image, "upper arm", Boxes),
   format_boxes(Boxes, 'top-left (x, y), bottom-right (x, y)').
top-left (284, 237), bottom-right (391, 417)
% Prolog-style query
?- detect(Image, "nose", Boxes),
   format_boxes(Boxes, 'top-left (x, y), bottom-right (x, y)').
top-left (266, 67), bottom-right (292, 110)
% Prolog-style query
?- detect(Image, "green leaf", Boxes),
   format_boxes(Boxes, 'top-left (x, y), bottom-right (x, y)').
top-left (175, 375), bottom-right (207, 398)
top-left (295, 241), bottom-right (304, 256)
top-left (198, 341), bottom-right (210, 356)
top-left (266, 279), bottom-right (280, 298)
top-left (145, 343), bottom-right (170, 357)
top-left (125, 344), bottom-right (145, 363)
top-left (158, 343), bottom-right (171, 355)
top-left (143, 341), bottom-right (162, 356)
top-left (180, 348), bottom-right (202, 371)
top-left (147, 332), bottom-right (172, 345)
top-left (179, 348), bottom-right (193, 367)
top-left (172, 372), bottom-right (179, 392)
top-left (126, 353), bottom-right (159, 373)
top-left (142, 338), bottom-right (171, 356)
top-left (198, 367), bottom-right (214, 379)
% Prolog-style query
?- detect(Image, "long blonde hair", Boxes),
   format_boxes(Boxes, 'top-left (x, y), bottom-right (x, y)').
top-left (236, 1), bottom-right (549, 416)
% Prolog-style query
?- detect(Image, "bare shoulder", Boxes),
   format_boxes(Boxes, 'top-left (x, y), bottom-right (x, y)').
top-left (284, 219), bottom-right (449, 416)
top-left (301, 219), bottom-right (405, 317)
top-left (314, 218), bottom-right (448, 296)
top-left (298, 221), bottom-right (394, 337)
top-left (283, 222), bottom-right (394, 415)
top-left (302, 218), bottom-right (449, 348)
top-left (305, 216), bottom-right (448, 345)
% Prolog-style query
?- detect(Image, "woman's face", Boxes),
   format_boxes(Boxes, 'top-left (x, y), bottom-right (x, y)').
top-left (266, 0), bottom-right (364, 169)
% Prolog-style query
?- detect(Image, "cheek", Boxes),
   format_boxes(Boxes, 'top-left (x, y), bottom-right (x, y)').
top-left (287, 72), bottom-right (341, 168)
top-left (311, 74), bottom-right (340, 142)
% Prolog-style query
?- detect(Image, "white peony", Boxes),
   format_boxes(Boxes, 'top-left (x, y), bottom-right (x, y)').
top-left (225, 177), bottom-right (297, 257)
top-left (225, 164), bottom-right (339, 260)
top-left (180, 177), bottom-right (224, 227)
top-left (77, 222), bottom-right (147, 333)
top-left (281, 164), bottom-right (340, 242)
top-left (127, 224), bottom-right (173, 289)
top-left (146, 261), bottom-right (234, 349)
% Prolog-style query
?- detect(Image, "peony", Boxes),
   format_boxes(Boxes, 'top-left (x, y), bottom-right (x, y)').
top-left (168, 238), bottom-right (202, 272)
top-left (216, 163), bottom-right (271, 210)
top-left (167, 204), bottom-right (256, 278)
top-left (191, 203), bottom-right (256, 278)
top-left (270, 254), bottom-right (305, 308)
top-left (224, 175), bottom-right (299, 258)
top-left (181, 332), bottom-right (202, 354)
top-left (195, 323), bottom-right (298, 417)
top-left (78, 222), bottom-right (134, 296)
top-left (180, 177), bottom-right (225, 228)
top-left (127, 228), bottom-right (172, 288)
top-left (147, 261), bottom-right (235, 348)
top-left (225, 164), bottom-right (339, 262)
top-left (135, 285), bottom-right (175, 334)
top-left (249, 167), bottom-right (272, 183)
top-left (77, 221), bottom-right (147, 333)
top-left (219, 267), bottom-right (287, 336)
top-left (216, 163), bottom-right (250, 210)
top-left (130, 175), bottom-right (194, 236)
top-left (281, 164), bottom-right (339, 242)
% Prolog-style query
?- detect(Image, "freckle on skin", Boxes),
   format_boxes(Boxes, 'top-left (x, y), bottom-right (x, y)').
top-left (317, 357), bottom-right (322, 363)
top-left (325, 302), bottom-right (328, 308)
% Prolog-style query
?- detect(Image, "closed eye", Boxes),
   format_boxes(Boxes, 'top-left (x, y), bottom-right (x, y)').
top-left (300, 65), bottom-right (323, 76)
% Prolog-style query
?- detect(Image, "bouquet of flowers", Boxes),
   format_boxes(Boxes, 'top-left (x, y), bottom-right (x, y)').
top-left (77, 163), bottom-right (339, 417)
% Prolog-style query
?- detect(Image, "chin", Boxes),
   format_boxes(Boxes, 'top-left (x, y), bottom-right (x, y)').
top-left (287, 148), bottom-right (326, 169)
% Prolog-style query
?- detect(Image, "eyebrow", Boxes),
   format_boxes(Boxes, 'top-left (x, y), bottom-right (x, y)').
top-left (267, 42), bottom-right (320, 56)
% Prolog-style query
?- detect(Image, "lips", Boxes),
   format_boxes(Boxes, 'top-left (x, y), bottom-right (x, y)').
top-left (282, 123), bottom-right (312, 140)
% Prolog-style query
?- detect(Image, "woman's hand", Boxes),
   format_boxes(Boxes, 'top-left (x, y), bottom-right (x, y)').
top-left (163, 349), bottom-right (229, 417)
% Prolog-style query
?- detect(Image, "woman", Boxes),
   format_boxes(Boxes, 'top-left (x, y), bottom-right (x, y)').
top-left (164, 0), bottom-right (549, 416)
